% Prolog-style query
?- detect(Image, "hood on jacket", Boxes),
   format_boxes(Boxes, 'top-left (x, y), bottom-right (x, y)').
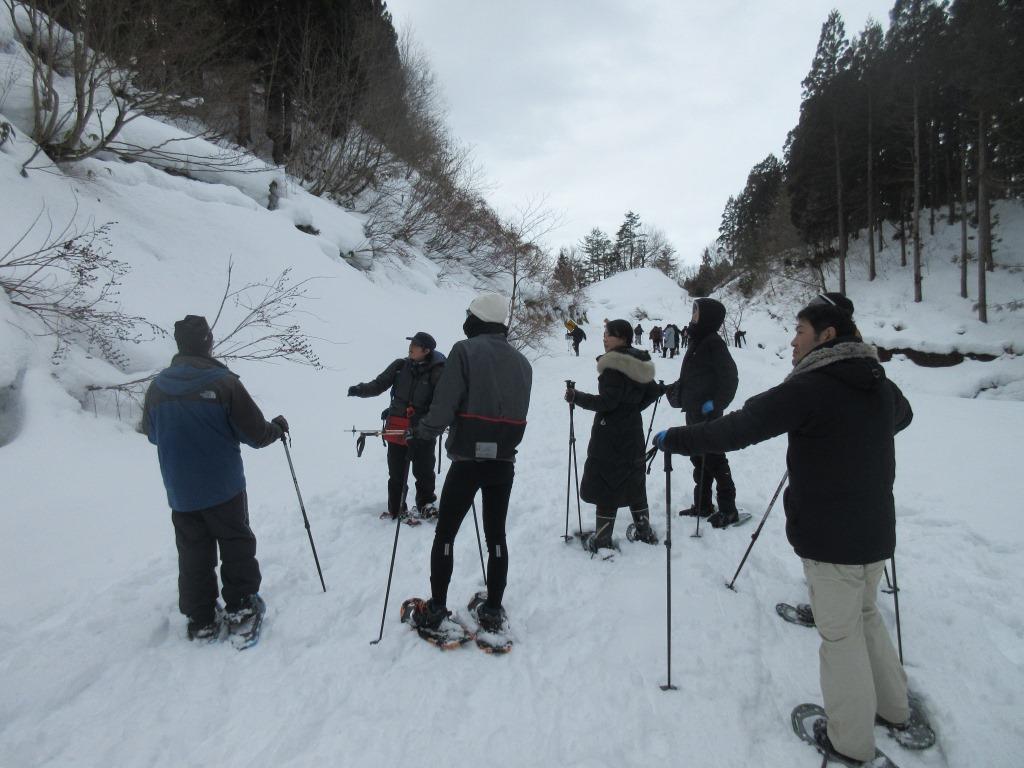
top-left (689, 298), bottom-right (726, 342)
top-left (154, 355), bottom-right (230, 396)
top-left (596, 347), bottom-right (656, 384)
top-left (414, 349), bottom-right (447, 370)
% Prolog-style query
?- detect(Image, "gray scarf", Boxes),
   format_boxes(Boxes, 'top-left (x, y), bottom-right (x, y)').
top-left (785, 341), bottom-right (879, 382)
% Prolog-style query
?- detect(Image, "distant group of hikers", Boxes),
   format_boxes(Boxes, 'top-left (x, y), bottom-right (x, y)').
top-left (569, 320), bottom-right (747, 360)
top-left (143, 288), bottom-right (913, 765)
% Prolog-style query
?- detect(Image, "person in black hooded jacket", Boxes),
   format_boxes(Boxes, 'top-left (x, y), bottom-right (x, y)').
top-left (654, 294), bottom-right (913, 764)
top-left (566, 319), bottom-right (662, 552)
top-left (348, 331), bottom-right (446, 519)
top-left (665, 298), bottom-right (740, 527)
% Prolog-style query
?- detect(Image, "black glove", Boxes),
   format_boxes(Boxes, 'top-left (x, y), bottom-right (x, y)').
top-left (564, 387), bottom-right (576, 403)
top-left (347, 385), bottom-right (360, 397)
top-left (272, 415), bottom-right (289, 433)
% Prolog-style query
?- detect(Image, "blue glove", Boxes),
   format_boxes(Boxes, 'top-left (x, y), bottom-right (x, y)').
top-left (701, 400), bottom-right (715, 415)
top-left (654, 430), bottom-right (669, 450)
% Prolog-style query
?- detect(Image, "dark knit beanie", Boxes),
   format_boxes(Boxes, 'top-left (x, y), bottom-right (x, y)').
top-left (173, 315), bottom-right (213, 355)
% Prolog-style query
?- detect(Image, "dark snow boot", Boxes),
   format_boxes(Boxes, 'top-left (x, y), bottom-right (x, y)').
top-left (812, 717), bottom-right (865, 766)
top-left (708, 508), bottom-right (739, 528)
top-left (470, 599), bottom-right (506, 633)
top-left (406, 598), bottom-right (448, 631)
top-left (626, 515), bottom-right (659, 545)
top-left (187, 606), bottom-right (224, 642)
top-left (678, 504), bottom-right (714, 518)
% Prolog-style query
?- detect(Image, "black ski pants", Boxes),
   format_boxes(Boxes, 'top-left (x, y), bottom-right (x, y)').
top-left (430, 459), bottom-right (514, 610)
top-left (689, 452), bottom-right (737, 514)
top-left (172, 491), bottom-right (260, 624)
top-left (386, 439), bottom-right (436, 513)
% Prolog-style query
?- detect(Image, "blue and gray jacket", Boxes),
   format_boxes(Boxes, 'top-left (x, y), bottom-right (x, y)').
top-left (143, 355), bottom-right (283, 512)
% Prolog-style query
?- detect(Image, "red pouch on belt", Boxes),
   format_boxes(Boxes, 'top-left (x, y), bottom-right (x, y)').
top-left (383, 415), bottom-right (409, 446)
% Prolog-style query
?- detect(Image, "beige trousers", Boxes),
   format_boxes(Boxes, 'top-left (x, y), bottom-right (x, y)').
top-left (802, 558), bottom-right (909, 761)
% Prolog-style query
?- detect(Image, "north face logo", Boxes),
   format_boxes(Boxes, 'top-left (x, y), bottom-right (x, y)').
top-left (200, 390), bottom-right (217, 400)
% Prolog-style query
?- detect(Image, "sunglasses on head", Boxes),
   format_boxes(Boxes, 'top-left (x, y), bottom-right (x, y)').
top-left (809, 293), bottom-right (837, 307)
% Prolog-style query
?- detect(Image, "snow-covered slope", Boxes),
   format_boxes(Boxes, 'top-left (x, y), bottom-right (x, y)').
top-left (3, 23), bottom-right (1024, 768)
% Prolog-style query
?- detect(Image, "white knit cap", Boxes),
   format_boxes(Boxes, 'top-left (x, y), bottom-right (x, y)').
top-left (468, 293), bottom-right (509, 324)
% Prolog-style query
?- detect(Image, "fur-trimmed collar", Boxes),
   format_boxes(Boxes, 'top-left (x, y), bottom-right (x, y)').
top-left (785, 341), bottom-right (879, 382)
top-left (596, 348), bottom-right (656, 384)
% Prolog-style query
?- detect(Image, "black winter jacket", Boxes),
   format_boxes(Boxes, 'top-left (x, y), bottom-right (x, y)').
top-left (574, 347), bottom-right (661, 508)
top-left (416, 331), bottom-right (532, 461)
top-left (667, 298), bottom-right (736, 417)
top-left (662, 339), bottom-right (912, 565)
top-left (352, 351), bottom-right (446, 424)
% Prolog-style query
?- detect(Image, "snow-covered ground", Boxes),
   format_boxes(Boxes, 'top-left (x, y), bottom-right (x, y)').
top-left (3, 17), bottom-right (1024, 766)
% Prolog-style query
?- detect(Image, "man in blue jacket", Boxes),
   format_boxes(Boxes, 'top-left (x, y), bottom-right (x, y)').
top-left (143, 315), bottom-right (288, 641)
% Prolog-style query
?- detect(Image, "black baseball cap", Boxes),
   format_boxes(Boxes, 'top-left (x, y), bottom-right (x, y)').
top-left (406, 331), bottom-right (436, 351)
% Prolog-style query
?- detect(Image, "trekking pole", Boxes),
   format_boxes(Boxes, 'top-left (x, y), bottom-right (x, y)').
top-left (890, 554), bottom-right (904, 665)
top-left (882, 563), bottom-right (898, 595)
top-left (725, 471), bottom-right (788, 591)
top-left (644, 382), bottom-right (664, 447)
top-left (471, 500), bottom-right (487, 585)
top-left (436, 434), bottom-right (443, 476)
top-left (691, 455), bottom-right (707, 538)
top-left (282, 435), bottom-right (326, 593)
top-left (660, 448), bottom-right (677, 692)
top-left (370, 453), bottom-right (413, 645)
top-left (563, 380), bottom-right (583, 541)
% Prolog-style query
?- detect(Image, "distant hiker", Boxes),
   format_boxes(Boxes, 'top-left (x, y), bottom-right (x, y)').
top-left (633, 323), bottom-right (644, 346)
top-left (734, 329), bottom-right (746, 348)
top-left (680, 324), bottom-right (690, 349)
top-left (566, 319), bottom-right (661, 552)
top-left (143, 315), bottom-right (287, 642)
top-left (570, 324), bottom-right (587, 357)
top-left (664, 299), bottom-right (739, 527)
top-left (655, 292), bottom-right (912, 763)
top-left (650, 325), bottom-right (663, 353)
top-left (662, 323), bottom-right (677, 358)
top-left (405, 293), bottom-right (533, 634)
top-left (348, 331), bottom-right (446, 520)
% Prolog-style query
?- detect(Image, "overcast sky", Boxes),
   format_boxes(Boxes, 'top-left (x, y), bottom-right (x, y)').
top-left (386, 1), bottom-right (895, 267)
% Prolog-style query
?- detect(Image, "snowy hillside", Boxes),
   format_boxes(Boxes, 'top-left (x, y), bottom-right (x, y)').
top-left (3, 15), bottom-right (1024, 768)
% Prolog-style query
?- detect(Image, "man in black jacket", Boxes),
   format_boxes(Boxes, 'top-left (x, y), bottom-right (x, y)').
top-left (655, 294), bottom-right (912, 764)
top-left (143, 315), bottom-right (287, 641)
top-left (666, 298), bottom-right (740, 527)
top-left (405, 293), bottom-right (533, 634)
top-left (348, 332), bottom-right (446, 520)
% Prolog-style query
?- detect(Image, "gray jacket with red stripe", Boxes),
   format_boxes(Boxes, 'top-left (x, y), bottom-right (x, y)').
top-left (415, 331), bottom-right (533, 461)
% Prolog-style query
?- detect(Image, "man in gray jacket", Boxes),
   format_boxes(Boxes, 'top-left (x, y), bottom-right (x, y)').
top-left (405, 293), bottom-right (533, 634)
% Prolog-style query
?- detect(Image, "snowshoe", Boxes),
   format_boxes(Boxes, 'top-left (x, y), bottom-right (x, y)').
top-left (226, 594), bottom-right (266, 651)
top-left (578, 530), bottom-right (619, 559)
top-left (625, 521), bottom-right (659, 545)
top-left (776, 602), bottom-right (815, 627)
top-left (379, 509), bottom-right (421, 527)
top-left (467, 592), bottom-right (513, 654)
top-left (877, 692), bottom-right (936, 750)
top-left (792, 703), bottom-right (899, 767)
top-left (187, 606), bottom-right (225, 643)
top-left (708, 509), bottom-right (751, 528)
top-left (400, 598), bottom-right (472, 650)
top-left (412, 503), bottom-right (439, 520)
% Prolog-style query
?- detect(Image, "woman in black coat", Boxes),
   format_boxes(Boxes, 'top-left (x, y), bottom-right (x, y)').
top-left (565, 319), bottom-right (662, 552)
